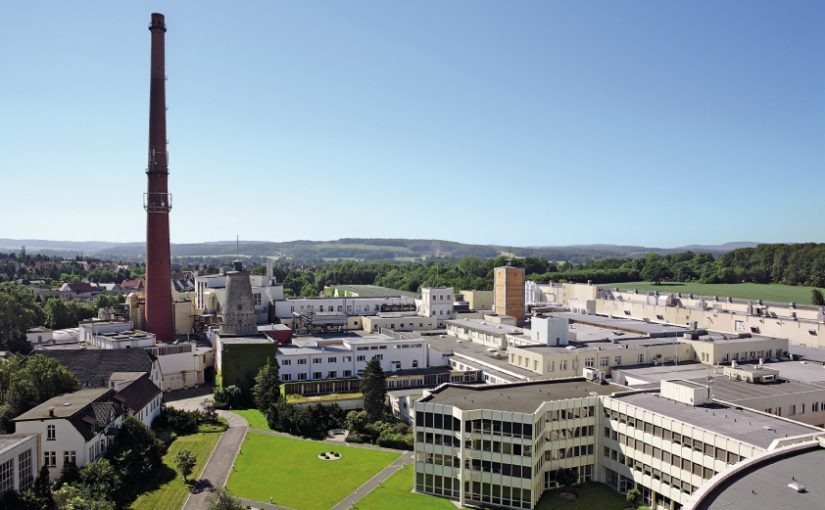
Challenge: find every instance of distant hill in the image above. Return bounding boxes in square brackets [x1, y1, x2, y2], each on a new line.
[0, 238, 759, 262]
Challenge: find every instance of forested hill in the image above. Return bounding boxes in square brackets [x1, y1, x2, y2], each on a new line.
[0, 238, 757, 262]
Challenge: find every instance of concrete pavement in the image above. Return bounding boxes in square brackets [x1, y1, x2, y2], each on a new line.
[330, 451, 415, 510]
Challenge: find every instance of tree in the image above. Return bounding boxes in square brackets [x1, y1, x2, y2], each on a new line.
[78, 459, 121, 501]
[252, 357, 281, 412]
[360, 357, 387, 421]
[44, 298, 73, 330]
[107, 416, 163, 479]
[174, 449, 197, 483]
[208, 489, 246, 510]
[626, 487, 641, 505]
[0, 355, 79, 433]
[812, 289, 825, 306]
[555, 468, 577, 487]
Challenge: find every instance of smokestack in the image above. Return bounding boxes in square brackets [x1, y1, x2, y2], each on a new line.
[143, 13, 174, 340]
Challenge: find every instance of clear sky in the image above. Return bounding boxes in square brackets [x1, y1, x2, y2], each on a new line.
[1, 1, 823, 247]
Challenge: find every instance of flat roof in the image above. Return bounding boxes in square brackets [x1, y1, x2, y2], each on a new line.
[422, 378, 625, 413]
[446, 318, 524, 336]
[218, 335, 274, 345]
[428, 335, 538, 380]
[790, 345, 825, 363]
[686, 332, 786, 344]
[0, 434, 36, 455]
[613, 392, 821, 449]
[698, 444, 825, 510]
[547, 312, 688, 336]
[617, 362, 825, 389]
[15, 388, 111, 421]
[331, 285, 418, 298]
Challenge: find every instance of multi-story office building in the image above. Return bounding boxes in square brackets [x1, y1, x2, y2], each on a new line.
[414, 378, 823, 510]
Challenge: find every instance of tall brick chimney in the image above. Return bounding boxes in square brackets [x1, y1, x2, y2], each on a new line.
[143, 13, 173, 340]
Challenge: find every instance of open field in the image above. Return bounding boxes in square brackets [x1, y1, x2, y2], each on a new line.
[232, 409, 270, 430]
[609, 281, 818, 304]
[128, 431, 221, 510]
[355, 464, 457, 510]
[226, 432, 400, 510]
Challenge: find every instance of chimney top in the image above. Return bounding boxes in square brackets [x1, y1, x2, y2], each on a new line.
[150, 13, 166, 31]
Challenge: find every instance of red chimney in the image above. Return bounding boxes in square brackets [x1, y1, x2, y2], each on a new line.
[144, 13, 173, 340]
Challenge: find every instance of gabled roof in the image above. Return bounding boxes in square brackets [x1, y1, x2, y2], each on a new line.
[120, 279, 145, 290]
[14, 388, 123, 441]
[115, 374, 161, 413]
[40, 349, 156, 388]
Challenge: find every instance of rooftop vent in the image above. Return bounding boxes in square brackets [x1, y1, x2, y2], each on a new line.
[787, 481, 807, 493]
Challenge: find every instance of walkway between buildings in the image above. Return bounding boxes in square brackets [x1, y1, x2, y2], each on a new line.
[181, 410, 248, 510]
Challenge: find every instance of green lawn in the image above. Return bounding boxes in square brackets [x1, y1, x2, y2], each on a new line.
[535, 482, 630, 510]
[232, 409, 270, 430]
[609, 281, 818, 304]
[226, 432, 400, 510]
[129, 431, 222, 510]
[285, 392, 363, 404]
[355, 464, 457, 510]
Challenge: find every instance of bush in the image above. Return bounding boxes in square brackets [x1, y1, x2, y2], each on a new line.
[153, 407, 222, 435]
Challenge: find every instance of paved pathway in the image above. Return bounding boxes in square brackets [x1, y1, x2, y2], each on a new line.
[167, 391, 250, 510]
[330, 450, 415, 510]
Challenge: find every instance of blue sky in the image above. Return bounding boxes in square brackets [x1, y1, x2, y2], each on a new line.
[1, 1, 823, 247]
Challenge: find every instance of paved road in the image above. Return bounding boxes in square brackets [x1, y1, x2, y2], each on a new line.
[330, 450, 415, 510]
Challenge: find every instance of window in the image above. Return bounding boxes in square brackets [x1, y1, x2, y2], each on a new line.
[281, 359, 291, 366]
[328, 371, 337, 378]
[600, 357, 609, 367]
[18, 450, 33, 490]
[585, 357, 595, 368]
[47, 424, 56, 441]
[298, 373, 307, 381]
[637, 353, 644, 364]
[373, 354, 383, 361]
[614, 356, 622, 365]
[44, 451, 56, 467]
[328, 357, 337, 363]
[344, 370, 352, 377]
[412, 360, 419, 368]
[312, 357, 322, 364]
[63, 450, 76, 466]
[297, 359, 307, 365]
[313, 372, 322, 379]
[0, 459, 13, 494]
[282, 374, 292, 381]
[357, 355, 365, 362]
[560, 360, 568, 371]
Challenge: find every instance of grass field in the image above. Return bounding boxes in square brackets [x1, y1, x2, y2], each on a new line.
[355, 464, 457, 510]
[232, 409, 270, 430]
[534, 482, 629, 510]
[609, 281, 818, 304]
[226, 432, 400, 510]
[128, 431, 222, 510]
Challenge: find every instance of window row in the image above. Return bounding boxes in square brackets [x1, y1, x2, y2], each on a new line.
[465, 439, 528, 456]
[464, 458, 532, 479]
[416, 431, 461, 447]
[464, 419, 534, 439]
[416, 412, 461, 432]
[605, 446, 700, 495]
[464, 480, 531, 509]
[546, 425, 594, 441]
[604, 409, 743, 464]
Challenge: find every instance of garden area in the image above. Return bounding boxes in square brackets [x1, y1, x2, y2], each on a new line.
[534, 482, 631, 510]
[225, 432, 400, 510]
[128, 430, 221, 510]
[355, 464, 457, 510]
